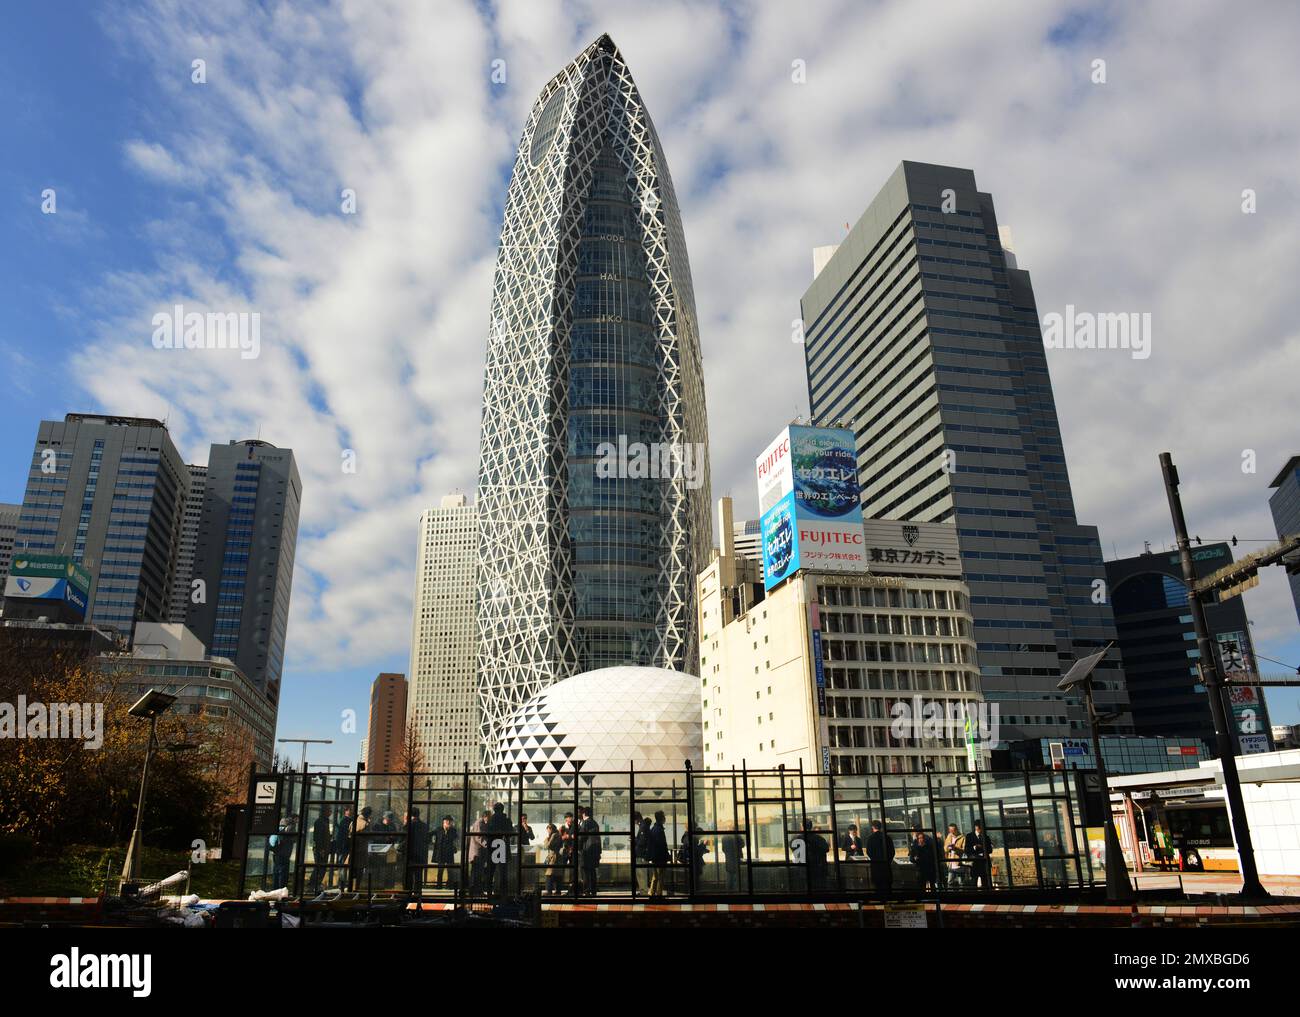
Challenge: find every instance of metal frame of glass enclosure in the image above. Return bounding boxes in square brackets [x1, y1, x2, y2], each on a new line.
[240, 763, 1095, 901]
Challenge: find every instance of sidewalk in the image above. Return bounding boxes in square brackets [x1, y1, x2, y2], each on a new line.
[1129, 870, 1300, 896]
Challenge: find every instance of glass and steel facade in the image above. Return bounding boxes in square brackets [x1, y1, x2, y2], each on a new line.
[800, 162, 1131, 748]
[1268, 456, 1300, 626]
[1105, 543, 1263, 750]
[186, 440, 300, 710]
[12, 415, 186, 636]
[241, 764, 1096, 901]
[476, 35, 710, 766]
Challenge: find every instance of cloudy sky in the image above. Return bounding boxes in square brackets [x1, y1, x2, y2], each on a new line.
[2, 0, 1298, 764]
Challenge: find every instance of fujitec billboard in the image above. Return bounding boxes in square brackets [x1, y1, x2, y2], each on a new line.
[755, 425, 865, 589]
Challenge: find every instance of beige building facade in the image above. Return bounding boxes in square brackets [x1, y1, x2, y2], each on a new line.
[699, 498, 987, 777]
[408, 494, 479, 771]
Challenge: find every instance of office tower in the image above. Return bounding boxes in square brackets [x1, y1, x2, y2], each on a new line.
[168, 464, 207, 623]
[801, 162, 1130, 748]
[1108, 543, 1272, 754]
[408, 494, 479, 772]
[365, 672, 408, 774]
[475, 34, 711, 764]
[0, 503, 19, 611]
[1268, 455, 1300, 625]
[186, 440, 300, 708]
[700, 497, 985, 775]
[12, 414, 186, 635]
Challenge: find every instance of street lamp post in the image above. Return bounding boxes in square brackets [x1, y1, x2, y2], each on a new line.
[120, 689, 178, 886]
[1058, 645, 1133, 902]
[1159, 452, 1268, 899]
[277, 737, 334, 774]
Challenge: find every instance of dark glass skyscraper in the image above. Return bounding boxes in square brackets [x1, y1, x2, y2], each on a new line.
[1106, 543, 1267, 752]
[13, 414, 186, 635]
[186, 439, 300, 708]
[1268, 455, 1300, 625]
[801, 161, 1130, 747]
[476, 35, 710, 764]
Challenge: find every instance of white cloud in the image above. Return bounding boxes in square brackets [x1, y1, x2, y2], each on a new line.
[68, 0, 1300, 682]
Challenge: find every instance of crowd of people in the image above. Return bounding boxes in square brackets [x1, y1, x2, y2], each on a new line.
[838, 818, 998, 892]
[273, 800, 1028, 897]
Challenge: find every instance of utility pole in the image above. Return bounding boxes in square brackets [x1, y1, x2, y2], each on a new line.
[278, 737, 334, 773]
[1159, 452, 1267, 899]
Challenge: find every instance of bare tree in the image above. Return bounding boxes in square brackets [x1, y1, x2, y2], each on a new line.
[396, 716, 426, 774]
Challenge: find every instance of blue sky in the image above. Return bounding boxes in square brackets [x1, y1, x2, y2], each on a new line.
[2, 1, 1298, 769]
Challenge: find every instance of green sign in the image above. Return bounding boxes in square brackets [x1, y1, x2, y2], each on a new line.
[9, 555, 92, 595]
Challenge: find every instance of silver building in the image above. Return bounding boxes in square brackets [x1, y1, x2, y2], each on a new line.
[476, 35, 711, 765]
[801, 162, 1131, 747]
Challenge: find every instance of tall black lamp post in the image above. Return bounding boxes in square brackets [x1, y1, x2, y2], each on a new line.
[120, 688, 178, 885]
[1058, 644, 1133, 902]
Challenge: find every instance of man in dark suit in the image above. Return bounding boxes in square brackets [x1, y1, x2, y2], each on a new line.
[403, 807, 430, 895]
[908, 828, 939, 892]
[577, 806, 602, 896]
[965, 820, 994, 890]
[432, 815, 458, 891]
[865, 819, 894, 896]
[485, 801, 513, 896]
[841, 823, 865, 859]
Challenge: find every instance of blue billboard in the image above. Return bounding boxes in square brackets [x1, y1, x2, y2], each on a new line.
[760, 491, 800, 588]
[789, 425, 863, 523]
[756, 425, 864, 589]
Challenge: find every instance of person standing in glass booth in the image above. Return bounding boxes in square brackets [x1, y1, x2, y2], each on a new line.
[467, 810, 491, 894]
[486, 801, 513, 896]
[578, 806, 602, 895]
[865, 819, 895, 896]
[965, 820, 994, 890]
[909, 828, 940, 893]
[332, 805, 354, 868]
[404, 807, 430, 895]
[943, 823, 966, 888]
[647, 811, 670, 898]
[433, 815, 459, 891]
[309, 806, 332, 893]
[543, 823, 563, 896]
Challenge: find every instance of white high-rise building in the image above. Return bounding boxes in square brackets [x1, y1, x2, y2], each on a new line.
[409, 494, 479, 772]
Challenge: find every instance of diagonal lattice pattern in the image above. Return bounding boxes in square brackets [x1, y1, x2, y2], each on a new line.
[476, 35, 711, 769]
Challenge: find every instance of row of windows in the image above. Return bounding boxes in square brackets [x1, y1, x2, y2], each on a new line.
[816, 585, 964, 611]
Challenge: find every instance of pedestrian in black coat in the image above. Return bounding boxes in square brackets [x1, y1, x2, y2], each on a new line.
[965, 820, 994, 890]
[908, 829, 939, 892]
[865, 819, 894, 896]
[404, 808, 430, 894]
[486, 802, 513, 896]
[578, 806, 602, 896]
[646, 811, 670, 898]
[432, 816, 459, 889]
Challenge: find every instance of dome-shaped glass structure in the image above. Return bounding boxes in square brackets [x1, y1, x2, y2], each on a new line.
[495, 665, 702, 782]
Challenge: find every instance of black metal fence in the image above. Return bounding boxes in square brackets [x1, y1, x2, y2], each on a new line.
[240, 763, 1097, 900]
